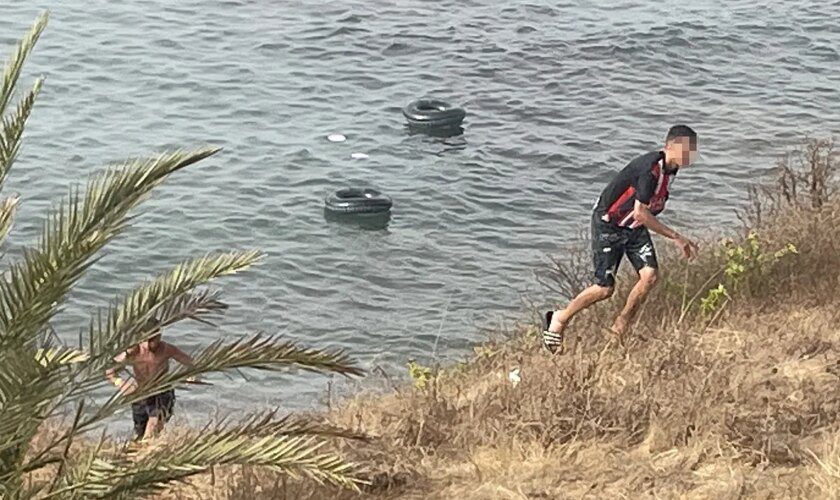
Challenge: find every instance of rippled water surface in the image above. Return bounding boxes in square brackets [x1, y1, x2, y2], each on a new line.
[2, 0, 839, 422]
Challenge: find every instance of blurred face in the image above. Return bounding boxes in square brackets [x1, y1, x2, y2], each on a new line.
[665, 135, 698, 168]
[147, 332, 162, 352]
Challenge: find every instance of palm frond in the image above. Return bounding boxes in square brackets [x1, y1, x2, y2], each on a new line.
[0, 149, 220, 487]
[48, 399, 87, 493]
[207, 409, 369, 441]
[0, 13, 370, 497]
[67, 424, 364, 498]
[88, 250, 260, 357]
[0, 78, 43, 187]
[181, 333, 363, 376]
[88, 334, 363, 429]
[34, 346, 89, 366]
[12, 255, 257, 473]
[0, 351, 64, 430]
[0, 11, 47, 118]
[0, 195, 20, 246]
[155, 289, 228, 328]
[0, 147, 220, 349]
[0, 351, 66, 481]
[24, 331, 362, 480]
[47, 253, 255, 403]
[42, 430, 109, 500]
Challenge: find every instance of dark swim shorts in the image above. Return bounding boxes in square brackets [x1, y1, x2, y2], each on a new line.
[591, 212, 658, 287]
[132, 389, 175, 439]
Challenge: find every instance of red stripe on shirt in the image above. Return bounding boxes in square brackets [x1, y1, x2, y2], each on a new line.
[606, 186, 635, 222]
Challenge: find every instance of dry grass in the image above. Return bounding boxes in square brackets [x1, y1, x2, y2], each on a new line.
[30, 140, 840, 499]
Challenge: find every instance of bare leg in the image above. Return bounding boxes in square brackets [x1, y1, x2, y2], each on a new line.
[611, 267, 658, 336]
[549, 284, 614, 334]
[144, 415, 160, 440]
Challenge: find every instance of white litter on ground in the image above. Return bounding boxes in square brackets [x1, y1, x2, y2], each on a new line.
[508, 368, 521, 387]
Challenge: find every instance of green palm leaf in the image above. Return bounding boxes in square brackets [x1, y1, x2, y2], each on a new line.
[0, 147, 220, 348]
[87, 250, 261, 357]
[0, 77, 43, 187]
[218, 409, 369, 441]
[92, 334, 363, 424]
[0, 195, 20, 247]
[22, 326, 363, 482]
[0, 12, 47, 118]
[40, 431, 109, 500]
[13, 254, 261, 472]
[182, 333, 362, 375]
[0, 350, 66, 480]
[1, 13, 369, 498]
[48, 413, 367, 499]
[64, 423, 365, 499]
[12, 253, 257, 475]
[0, 149, 221, 488]
[154, 288, 228, 327]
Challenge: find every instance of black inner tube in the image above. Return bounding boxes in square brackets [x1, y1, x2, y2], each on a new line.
[417, 102, 444, 111]
[325, 188, 392, 215]
[337, 188, 373, 199]
[403, 99, 465, 128]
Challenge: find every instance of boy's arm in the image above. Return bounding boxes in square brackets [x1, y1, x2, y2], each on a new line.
[633, 201, 698, 258]
[633, 200, 680, 239]
[167, 344, 194, 367]
[105, 350, 137, 394]
[105, 351, 127, 384]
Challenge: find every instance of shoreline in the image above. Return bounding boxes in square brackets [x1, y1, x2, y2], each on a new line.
[31, 139, 840, 499]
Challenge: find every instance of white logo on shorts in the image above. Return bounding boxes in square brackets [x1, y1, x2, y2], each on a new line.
[637, 243, 654, 263]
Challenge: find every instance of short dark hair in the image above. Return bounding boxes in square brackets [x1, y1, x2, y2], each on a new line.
[142, 317, 161, 335]
[665, 125, 697, 146]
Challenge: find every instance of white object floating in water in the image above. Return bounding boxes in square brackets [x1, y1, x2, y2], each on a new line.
[327, 133, 346, 142]
[351, 152, 369, 159]
[508, 367, 521, 387]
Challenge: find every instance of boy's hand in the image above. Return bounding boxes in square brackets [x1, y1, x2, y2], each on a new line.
[184, 376, 212, 385]
[673, 235, 699, 260]
[116, 378, 137, 396]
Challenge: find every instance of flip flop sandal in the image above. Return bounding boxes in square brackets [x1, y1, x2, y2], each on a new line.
[542, 310, 565, 354]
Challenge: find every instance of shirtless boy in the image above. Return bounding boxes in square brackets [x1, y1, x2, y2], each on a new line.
[106, 321, 194, 440]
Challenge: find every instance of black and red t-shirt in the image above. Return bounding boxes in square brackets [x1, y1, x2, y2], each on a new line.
[593, 150, 676, 229]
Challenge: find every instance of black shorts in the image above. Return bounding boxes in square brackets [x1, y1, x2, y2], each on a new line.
[591, 212, 658, 287]
[132, 389, 175, 438]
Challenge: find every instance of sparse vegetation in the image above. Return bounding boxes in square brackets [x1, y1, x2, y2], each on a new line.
[406, 361, 433, 390]
[699, 231, 798, 316]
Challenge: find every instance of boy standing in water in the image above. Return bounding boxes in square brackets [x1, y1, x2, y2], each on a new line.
[542, 125, 700, 353]
[106, 320, 194, 440]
